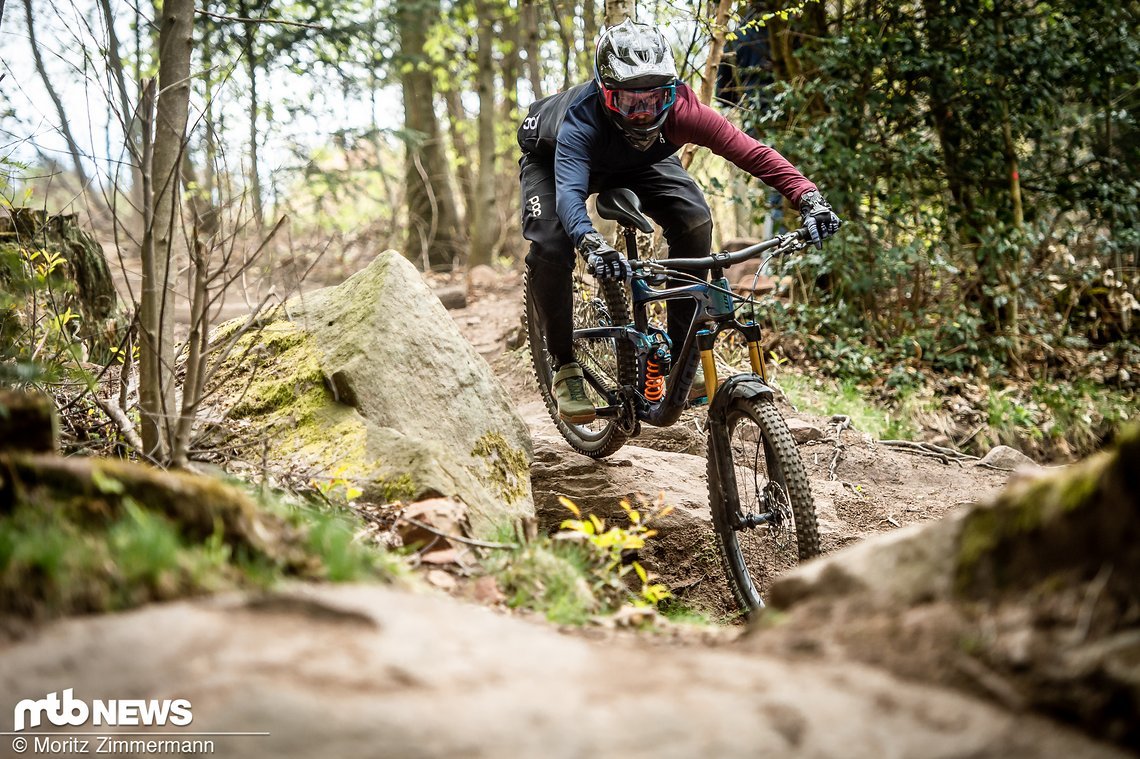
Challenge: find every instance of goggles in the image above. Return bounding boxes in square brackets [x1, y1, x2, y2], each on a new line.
[601, 83, 677, 123]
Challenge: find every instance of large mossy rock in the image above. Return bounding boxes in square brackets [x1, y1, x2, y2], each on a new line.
[207, 251, 532, 538]
[757, 425, 1140, 749]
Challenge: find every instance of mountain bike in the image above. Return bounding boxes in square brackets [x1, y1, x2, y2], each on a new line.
[524, 188, 820, 612]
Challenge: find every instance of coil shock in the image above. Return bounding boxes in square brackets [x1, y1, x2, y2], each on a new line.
[643, 345, 668, 402]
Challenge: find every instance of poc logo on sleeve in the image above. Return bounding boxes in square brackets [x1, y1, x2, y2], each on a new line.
[522, 116, 539, 131]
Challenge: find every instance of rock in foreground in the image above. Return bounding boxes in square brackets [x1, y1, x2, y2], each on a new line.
[0, 584, 1124, 759]
[758, 425, 1140, 750]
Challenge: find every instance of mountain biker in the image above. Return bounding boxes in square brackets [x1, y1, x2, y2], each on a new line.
[518, 19, 840, 424]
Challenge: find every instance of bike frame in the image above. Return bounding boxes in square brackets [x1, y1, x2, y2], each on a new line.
[574, 227, 807, 429]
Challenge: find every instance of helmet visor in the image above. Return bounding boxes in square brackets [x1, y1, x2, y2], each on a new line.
[603, 84, 677, 124]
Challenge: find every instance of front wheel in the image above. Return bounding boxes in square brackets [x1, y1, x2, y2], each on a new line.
[707, 396, 820, 612]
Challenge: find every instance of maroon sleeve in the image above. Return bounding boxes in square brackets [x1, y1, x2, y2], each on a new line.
[663, 84, 816, 205]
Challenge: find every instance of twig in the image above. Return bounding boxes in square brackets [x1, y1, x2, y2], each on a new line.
[955, 423, 987, 449]
[397, 515, 519, 551]
[880, 439, 979, 461]
[195, 9, 325, 29]
[1073, 564, 1113, 644]
[879, 439, 979, 466]
[828, 415, 850, 481]
[88, 393, 145, 453]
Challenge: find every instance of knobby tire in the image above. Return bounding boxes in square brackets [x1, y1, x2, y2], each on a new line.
[524, 269, 637, 458]
[707, 396, 820, 612]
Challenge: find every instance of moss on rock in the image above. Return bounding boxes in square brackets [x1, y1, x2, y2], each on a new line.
[954, 424, 1139, 597]
[472, 432, 530, 505]
[203, 250, 534, 541]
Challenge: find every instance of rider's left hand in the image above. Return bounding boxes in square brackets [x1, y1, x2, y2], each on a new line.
[798, 190, 842, 249]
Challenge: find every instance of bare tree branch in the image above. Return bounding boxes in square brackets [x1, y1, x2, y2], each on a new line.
[195, 8, 324, 30]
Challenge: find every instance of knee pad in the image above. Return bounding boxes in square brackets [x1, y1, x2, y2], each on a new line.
[524, 220, 576, 272]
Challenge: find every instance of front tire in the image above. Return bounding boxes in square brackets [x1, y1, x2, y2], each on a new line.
[707, 396, 819, 612]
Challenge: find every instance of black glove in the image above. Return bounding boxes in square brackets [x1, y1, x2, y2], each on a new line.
[798, 190, 842, 249]
[577, 231, 631, 282]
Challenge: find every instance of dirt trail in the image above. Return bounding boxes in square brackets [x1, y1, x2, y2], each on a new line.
[455, 269, 1014, 614]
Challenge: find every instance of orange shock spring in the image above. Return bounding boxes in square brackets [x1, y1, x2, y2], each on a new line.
[644, 353, 666, 402]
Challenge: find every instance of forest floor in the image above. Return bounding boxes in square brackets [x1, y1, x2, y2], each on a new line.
[441, 265, 1018, 617]
[6, 262, 1129, 757]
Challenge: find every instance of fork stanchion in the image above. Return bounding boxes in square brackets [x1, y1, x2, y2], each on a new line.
[748, 340, 767, 381]
[697, 329, 719, 402]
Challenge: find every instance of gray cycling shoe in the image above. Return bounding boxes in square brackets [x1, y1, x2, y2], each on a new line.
[553, 362, 596, 424]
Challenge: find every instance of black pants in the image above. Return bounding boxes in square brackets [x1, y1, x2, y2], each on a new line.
[521, 155, 713, 368]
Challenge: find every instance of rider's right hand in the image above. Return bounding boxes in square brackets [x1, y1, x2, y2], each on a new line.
[577, 231, 631, 282]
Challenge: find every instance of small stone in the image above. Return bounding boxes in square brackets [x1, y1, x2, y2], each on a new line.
[977, 445, 1037, 471]
[434, 285, 467, 310]
[471, 575, 506, 605]
[786, 418, 825, 444]
[467, 265, 499, 291]
[0, 388, 59, 453]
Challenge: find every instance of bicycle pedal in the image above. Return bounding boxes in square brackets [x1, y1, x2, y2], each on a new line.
[687, 396, 709, 408]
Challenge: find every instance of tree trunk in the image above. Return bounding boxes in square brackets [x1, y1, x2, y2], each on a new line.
[443, 87, 477, 233]
[397, 0, 466, 269]
[680, 0, 733, 170]
[550, 0, 574, 90]
[502, 0, 523, 119]
[97, 0, 144, 223]
[470, 0, 500, 267]
[140, 0, 193, 461]
[24, 0, 92, 194]
[238, 0, 264, 230]
[994, 3, 1023, 364]
[604, 0, 635, 25]
[521, 0, 544, 99]
[581, 0, 598, 77]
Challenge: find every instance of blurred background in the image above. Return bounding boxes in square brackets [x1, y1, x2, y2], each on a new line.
[1, 0, 1137, 460]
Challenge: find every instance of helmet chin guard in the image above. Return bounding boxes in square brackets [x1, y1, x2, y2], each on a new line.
[594, 20, 678, 150]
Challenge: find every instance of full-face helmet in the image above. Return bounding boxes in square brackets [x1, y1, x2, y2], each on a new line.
[594, 20, 678, 150]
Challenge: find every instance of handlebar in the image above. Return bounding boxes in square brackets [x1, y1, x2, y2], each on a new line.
[631, 227, 810, 274]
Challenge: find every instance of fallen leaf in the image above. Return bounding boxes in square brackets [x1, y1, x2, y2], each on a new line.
[426, 569, 457, 591]
[421, 548, 461, 565]
[471, 575, 506, 604]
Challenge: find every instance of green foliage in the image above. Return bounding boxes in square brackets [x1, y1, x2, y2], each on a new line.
[0, 465, 403, 619]
[981, 379, 1137, 456]
[486, 497, 675, 626]
[0, 235, 85, 385]
[775, 370, 917, 440]
[739, 1, 1138, 383]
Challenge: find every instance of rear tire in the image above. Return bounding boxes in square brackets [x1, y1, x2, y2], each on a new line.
[524, 261, 637, 458]
[707, 396, 819, 612]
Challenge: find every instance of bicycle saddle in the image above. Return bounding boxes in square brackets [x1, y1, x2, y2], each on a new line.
[596, 188, 654, 233]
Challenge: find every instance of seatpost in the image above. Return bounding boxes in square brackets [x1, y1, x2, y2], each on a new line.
[622, 227, 639, 259]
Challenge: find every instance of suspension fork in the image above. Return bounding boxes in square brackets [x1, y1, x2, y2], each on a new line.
[741, 322, 768, 381]
[697, 329, 719, 401]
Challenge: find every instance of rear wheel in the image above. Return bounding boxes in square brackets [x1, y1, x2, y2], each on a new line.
[707, 396, 819, 612]
[524, 258, 637, 458]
